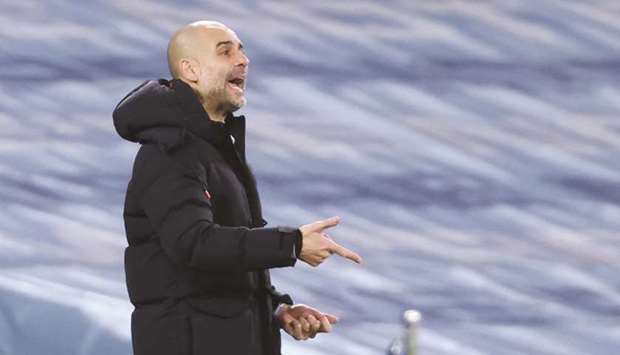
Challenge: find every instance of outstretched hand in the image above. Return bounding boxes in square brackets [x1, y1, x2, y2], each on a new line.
[276, 304, 339, 341]
[298, 216, 362, 267]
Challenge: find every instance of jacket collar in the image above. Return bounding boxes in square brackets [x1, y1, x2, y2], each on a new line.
[170, 78, 246, 151]
[112, 78, 246, 154]
[113, 78, 262, 225]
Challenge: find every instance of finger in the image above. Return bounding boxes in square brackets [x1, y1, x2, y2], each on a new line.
[308, 308, 326, 321]
[314, 216, 341, 232]
[323, 313, 339, 324]
[290, 328, 302, 340]
[305, 315, 321, 336]
[329, 241, 363, 264]
[284, 323, 295, 336]
[299, 317, 310, 333]
[292, 320, 303, 339]
[319, 315, 332, 333]
[313, 256, 325, 265]
[306, 328, 319, 339]
[306, 314, 321, 331]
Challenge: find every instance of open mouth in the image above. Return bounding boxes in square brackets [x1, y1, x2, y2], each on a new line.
[227, 77, 245, 93]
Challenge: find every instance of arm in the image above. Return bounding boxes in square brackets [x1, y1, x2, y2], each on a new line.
[141, 165, 302, 272]
[267, 232, 302, 311]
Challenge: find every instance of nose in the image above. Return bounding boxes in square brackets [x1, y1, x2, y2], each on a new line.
[237, 51, 250, 67]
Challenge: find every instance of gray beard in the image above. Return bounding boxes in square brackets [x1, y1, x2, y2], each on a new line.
[207, 85, 243, 114]
[216, 99, 242, 113]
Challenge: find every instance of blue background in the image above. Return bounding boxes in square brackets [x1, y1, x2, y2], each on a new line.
[1, 1, 619, 354]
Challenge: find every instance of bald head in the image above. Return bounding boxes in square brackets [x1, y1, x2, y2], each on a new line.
[167, 20, 231, 78]
[164, 20, 250, 122]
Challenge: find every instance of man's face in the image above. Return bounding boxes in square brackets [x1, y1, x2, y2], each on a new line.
[195, 28, 249, 113]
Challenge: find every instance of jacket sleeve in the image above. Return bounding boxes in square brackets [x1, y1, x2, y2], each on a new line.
[269, 285, 294, 309]
[140, 165, 302, 272]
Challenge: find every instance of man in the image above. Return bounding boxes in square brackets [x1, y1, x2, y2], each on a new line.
[112, 20, 362, 355]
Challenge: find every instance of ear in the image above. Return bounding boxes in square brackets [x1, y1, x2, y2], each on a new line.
[178, 58, 200, 82]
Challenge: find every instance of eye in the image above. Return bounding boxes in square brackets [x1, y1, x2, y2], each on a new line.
[222, 49, 230, 56]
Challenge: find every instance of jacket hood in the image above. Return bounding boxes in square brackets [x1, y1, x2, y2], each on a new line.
[112, 78, 246, 152]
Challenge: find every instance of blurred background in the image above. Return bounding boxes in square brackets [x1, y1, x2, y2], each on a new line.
[1, 0, 620, 354]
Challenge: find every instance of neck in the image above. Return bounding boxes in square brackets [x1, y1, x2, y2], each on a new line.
[184, 82, 227, 123]
[205, 105, 227, 123]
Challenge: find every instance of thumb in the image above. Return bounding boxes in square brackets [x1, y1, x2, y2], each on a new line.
[315, 216, 341, 231]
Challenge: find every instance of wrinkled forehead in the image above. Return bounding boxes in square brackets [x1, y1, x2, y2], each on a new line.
[197, 26, 242, 50]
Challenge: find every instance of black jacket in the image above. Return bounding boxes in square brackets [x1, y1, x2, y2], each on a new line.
[113, 78, 302, 355]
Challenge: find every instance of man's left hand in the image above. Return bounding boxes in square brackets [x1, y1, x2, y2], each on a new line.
[276, 304, 339, 341]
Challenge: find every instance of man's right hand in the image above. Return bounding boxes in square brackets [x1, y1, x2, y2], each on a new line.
[298, 216, 362, 267]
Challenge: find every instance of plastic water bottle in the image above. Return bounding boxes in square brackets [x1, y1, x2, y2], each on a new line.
[387, 309, 422, 355]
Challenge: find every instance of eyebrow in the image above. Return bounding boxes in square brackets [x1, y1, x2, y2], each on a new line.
[216, 41, 244, 50]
